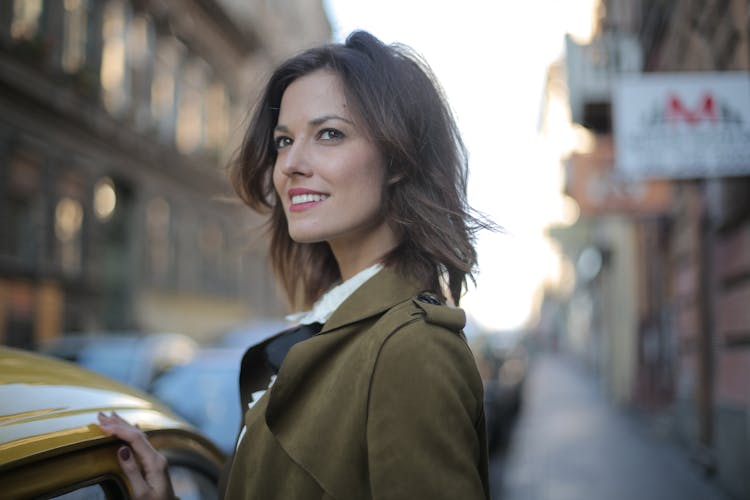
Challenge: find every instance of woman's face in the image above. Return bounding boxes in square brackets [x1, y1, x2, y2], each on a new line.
[272, 70, 397, 267]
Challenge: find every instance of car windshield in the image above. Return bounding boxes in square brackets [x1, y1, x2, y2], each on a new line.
[78, 340, 143, 386]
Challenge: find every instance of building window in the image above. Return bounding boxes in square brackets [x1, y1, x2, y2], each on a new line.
[151, 36, 183, 143]
[174, 207, 199, 291]
[199, 221, 224, 260]
[55, 196, 84, 276]
[127, 13, 155, 131]
[176, 59, 208, 154]
[10, 0, 42, 41]
[55, 172, 87, 277]
[61, 0, 88, 73]
[205, 82, 229, 151]
[146, 196, 172, 285]
[2, 152, 42, 266]
[199, 220, 225, 292]
[126, 13, 150, 68]
[100, 0, 130, 116]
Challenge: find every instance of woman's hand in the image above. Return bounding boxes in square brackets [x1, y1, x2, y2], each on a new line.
[97, 411, 177, 500]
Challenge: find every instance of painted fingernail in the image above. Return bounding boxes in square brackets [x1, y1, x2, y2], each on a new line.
[118, 446, 131, 461]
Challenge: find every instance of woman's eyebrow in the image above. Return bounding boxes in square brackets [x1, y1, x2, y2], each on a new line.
[310, 114, 354, 126]
[274, 114, 355, 133]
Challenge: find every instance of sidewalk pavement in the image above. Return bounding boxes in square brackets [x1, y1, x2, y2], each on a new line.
[488, 353, 731, 500]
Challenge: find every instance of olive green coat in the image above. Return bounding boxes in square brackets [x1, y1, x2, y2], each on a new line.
[224, 268, 490, 499]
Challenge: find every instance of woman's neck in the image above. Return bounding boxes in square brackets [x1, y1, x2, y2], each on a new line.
[329, 220, 399, 280]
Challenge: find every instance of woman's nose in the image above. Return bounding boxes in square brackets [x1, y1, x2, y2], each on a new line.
[277, 142, 312, 176]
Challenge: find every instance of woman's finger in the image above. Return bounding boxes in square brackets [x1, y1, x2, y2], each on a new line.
[97, 412, 161, 468]
[97, 412, 175, 500]
[116, 445, 152, 498]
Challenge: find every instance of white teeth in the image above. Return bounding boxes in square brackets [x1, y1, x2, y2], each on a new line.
[291, 193, 329, 205]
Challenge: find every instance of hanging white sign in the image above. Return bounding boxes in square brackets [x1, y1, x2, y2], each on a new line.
[613, 72, 750, 178]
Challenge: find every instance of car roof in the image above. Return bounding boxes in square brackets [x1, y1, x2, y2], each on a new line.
[40, 332, 198, 357]
[219, 318, 290, 348]
[189, 346, 246, 363]
[0, 346, 194, 468]
[39, 333, 199, 390]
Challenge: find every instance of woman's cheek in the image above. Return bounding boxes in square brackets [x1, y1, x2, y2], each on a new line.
[272, 170, 285, 204]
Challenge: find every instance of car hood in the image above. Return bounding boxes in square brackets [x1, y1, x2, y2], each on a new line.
[0, 346, 191, 467]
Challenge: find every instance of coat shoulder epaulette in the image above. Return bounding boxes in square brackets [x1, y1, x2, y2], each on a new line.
[410, 292, 466, 333]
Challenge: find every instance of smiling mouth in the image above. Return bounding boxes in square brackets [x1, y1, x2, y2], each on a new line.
[291, 193, 329, 205]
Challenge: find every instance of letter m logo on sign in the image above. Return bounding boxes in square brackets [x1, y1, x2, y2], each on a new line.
[665, 93, 717, 124]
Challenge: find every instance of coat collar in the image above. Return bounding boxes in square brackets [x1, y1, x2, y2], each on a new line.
[319, 266, 424, 334]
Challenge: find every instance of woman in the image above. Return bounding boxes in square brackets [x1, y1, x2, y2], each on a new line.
[98, 30, 492, 499]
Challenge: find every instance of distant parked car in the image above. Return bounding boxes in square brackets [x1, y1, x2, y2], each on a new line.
[0, 346, 224, 499]
[217, 317, 290, 349]
[40, 332, 198, 391]
[151, 347, 247, 455]
[470, 329, 529, 451]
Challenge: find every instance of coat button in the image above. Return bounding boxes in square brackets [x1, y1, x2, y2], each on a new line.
[416, 293, 441, 305]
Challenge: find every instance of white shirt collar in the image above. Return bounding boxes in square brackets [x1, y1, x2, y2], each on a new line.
[286, 263, 383, 325]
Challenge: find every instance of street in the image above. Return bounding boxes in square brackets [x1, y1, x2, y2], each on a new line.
[489, 354, 731, 500]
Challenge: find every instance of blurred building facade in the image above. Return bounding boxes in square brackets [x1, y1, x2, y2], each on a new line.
[0, 0, 331, 345]
[543, 1, 750, 498]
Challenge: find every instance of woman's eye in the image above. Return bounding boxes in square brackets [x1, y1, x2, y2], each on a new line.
[274, 136, 292, 149]
[319, 128, 344, 141]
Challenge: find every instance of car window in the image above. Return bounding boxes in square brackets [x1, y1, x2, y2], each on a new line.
[42, 467, 217, 500]
[170, 465, 218, 500]
[49, 484, 107, 499]
[79, 343, 140, 386]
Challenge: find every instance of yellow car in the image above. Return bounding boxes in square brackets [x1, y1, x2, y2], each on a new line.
[0, 346, 225, 499]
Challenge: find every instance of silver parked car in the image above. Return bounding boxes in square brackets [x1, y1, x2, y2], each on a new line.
[40, 332, 198, 391]
[151, 347, 246, 454]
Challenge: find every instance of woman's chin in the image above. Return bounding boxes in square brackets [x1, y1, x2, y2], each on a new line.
[288, 232, 328, 244]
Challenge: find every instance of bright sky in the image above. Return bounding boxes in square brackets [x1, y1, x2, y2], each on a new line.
[324, 0, 596, 332]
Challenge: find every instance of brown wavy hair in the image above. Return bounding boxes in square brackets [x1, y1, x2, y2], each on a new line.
[231, 31, 493, 309]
